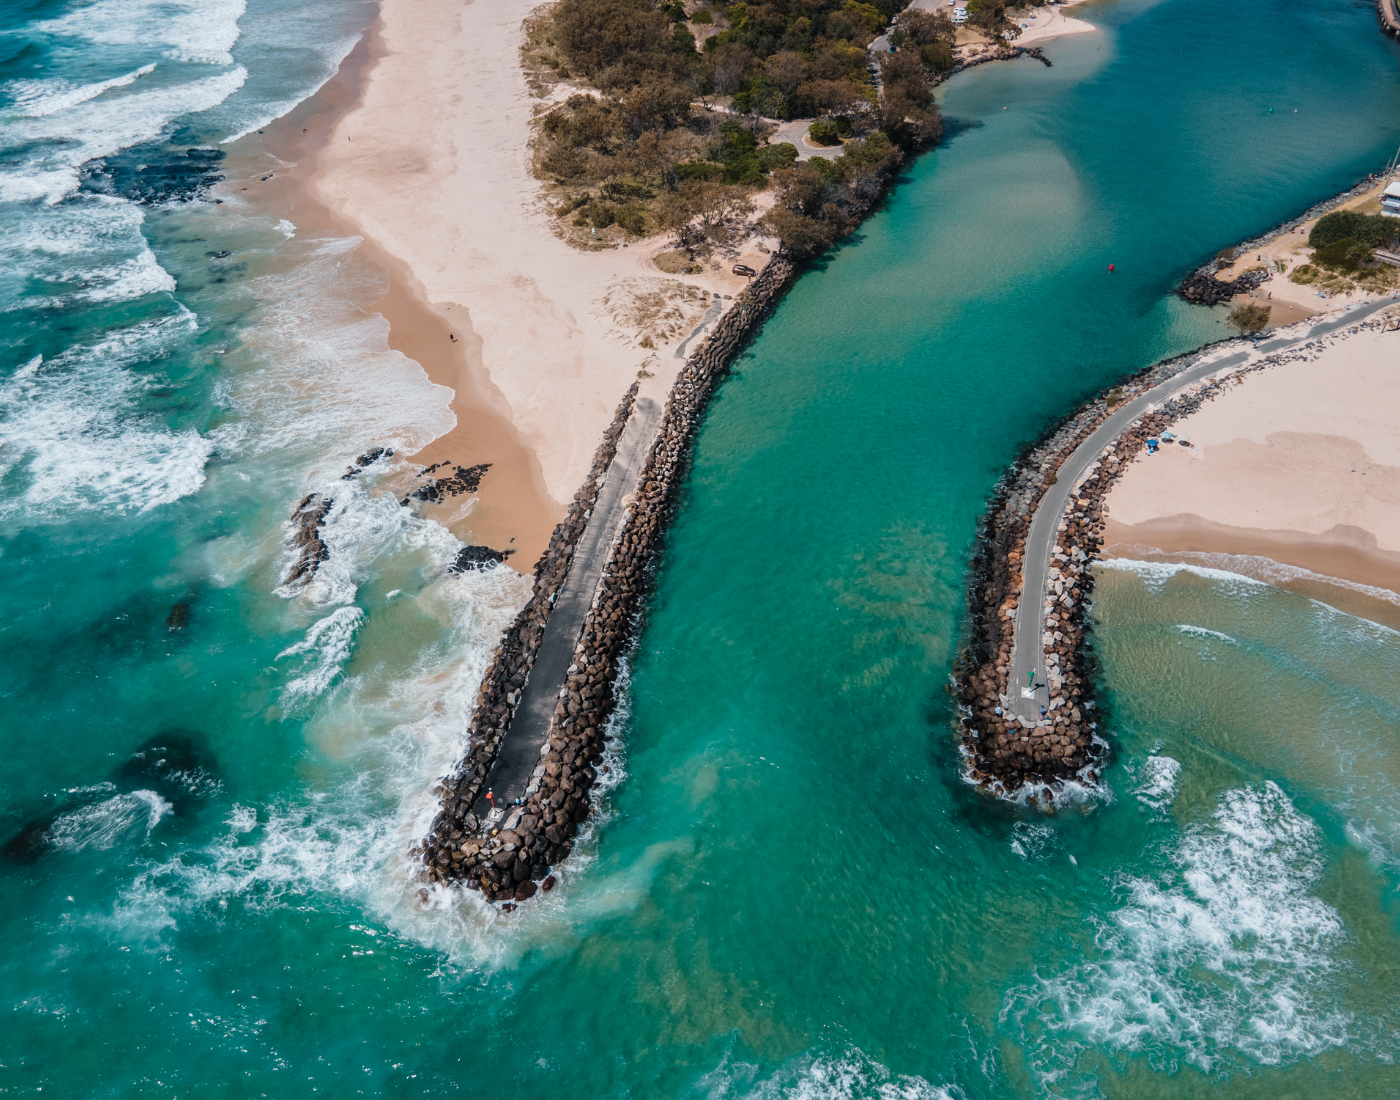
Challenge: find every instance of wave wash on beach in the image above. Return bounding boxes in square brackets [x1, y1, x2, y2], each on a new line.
[3, 0, 1400, 1096]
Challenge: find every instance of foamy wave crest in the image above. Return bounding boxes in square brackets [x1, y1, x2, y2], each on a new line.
[1097, 558, 1269, 597]
[1132, 754, 1181, 819]
[1176, 624, 1236, 643]
[691, 1049, 959, 1100]
[277, 605, 365, 707]
[8, 63, 158, 117]
[114, 565, 543, 959]
[0, 314, 214, 520]
[1004, 781, 1350, 1079]
[1127, 549, 1400, 612]
[214, 235, 455, 466]
[47, 790, 173, 852]
[0, 66, 247, 203]
[35, 0, 247, 66]
[272, 472, 465, 607]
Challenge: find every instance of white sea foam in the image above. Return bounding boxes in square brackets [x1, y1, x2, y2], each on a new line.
[1132, 754, 1181, 818]
[8, 63, 158, 117]
[113, 564, 546, 964]
[1010, 820, 1057, 861]
[276, 605, 365, 707]
[0, 66, 248, 203]
[212, 235, 455, 469]
[35, 0, 247, 67]
[691, 1049, 959, 1100]
[1097, 557, 1269, 594]
[1176, 624, 1237, 643]
[47, 790, 173, 852]
[0, 312, 213, 520]
[1004, 781, 1351, 1079]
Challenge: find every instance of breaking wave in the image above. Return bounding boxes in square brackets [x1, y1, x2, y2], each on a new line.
[1003, 781, 1352, 1081]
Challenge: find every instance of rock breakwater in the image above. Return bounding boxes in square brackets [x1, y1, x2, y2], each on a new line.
[416, 255, 801, 901]
[957, 336, 1273, 795]
[1177, 267, 1269, 306]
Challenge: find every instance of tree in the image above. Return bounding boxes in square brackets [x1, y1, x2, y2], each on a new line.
[1226, 301, 1271, 335]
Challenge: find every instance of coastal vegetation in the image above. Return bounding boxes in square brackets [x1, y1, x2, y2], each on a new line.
[1288, 208, 1400, 295]
[523, 0, 944, 255]
[1226, 301, 1271, 334]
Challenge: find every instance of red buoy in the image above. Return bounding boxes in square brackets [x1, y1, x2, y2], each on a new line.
[1108, 264, 1115, 272]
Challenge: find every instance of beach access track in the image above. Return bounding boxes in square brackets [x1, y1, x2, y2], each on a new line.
[1008, 295, 1400, 724]
[470, 396, 662, 820]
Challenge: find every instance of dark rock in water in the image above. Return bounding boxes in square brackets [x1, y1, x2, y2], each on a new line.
[207, 250, 231, 259]
[283, 493, 333, 586]
[515, 879, 538, 900]
[165, 603, 190, 632]
[409, 462, 491, 504]
[340, 446, 394, 480]
[117, 730, 220, 804]
[80, 131, 226, 206]
[1178, 267, 1269, 305]
[3, 819, 53, 864]
[449, 545, 515, 573]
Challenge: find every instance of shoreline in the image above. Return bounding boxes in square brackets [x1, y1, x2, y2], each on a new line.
[956, 295, 1398, 798]
[217, 24, 564, 566]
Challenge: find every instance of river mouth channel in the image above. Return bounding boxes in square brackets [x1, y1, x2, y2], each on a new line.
[3, 0, 1400, 1095]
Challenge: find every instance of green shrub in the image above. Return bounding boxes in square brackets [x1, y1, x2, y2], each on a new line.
[585, 201, 617, 228]
[919, 40, 954, 72]
[1226, 301, 1271, 334]
[1313, 237, 1362, 270]
[1346, 242, 1374, 264]
[808, 118, 843, 145]
[676, 161, 722, 181]
[690, 7, 713, 22]
[615, 204, 648, 234]
[1310, 210, 1399, 250]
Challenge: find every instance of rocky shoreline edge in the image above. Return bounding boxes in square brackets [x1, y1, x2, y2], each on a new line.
[409, 37, 1065, 900]
[1174, 168, 1392, 304]
[954, 334, 1256, 798]
[413, 253, 801, 903]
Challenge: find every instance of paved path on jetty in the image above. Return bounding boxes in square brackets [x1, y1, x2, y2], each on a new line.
[470, 396, 662, 821]
[1009, 295, 1399, 723]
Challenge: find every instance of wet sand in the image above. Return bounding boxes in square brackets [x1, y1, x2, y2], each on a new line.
[1103, 316, 1400, 619]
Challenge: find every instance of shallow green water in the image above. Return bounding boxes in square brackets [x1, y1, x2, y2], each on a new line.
[3, 0, 1400, 1095]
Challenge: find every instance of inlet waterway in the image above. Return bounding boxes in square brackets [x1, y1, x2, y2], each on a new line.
[3, 0, 1400, 1096]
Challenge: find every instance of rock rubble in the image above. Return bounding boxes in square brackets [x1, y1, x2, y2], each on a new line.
[416, 255, 801, 901]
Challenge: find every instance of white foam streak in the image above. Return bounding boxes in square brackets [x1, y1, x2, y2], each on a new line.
[0, 66, 248, 204]
[47, 790, 173, 853]
[36, 0, 248, 66]
[0, 312, 212, 520]
[8, 64, 158, 117]
[693, 1050, 958, 1100]
[1005, 782, 1350, 1079]
[1132, 755, 1181, 819]
[277, 605, 365, 706]
[1176, 624, 1237, 643]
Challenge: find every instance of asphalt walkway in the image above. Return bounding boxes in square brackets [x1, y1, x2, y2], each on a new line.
[470, 396, 663, 821]
[1009, 295, 1398, 723]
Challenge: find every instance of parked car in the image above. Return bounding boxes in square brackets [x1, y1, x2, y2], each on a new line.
[732, 263, 757, 277]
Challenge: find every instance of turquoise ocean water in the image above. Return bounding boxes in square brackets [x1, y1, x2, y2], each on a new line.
[2, 0, 1400, 1095]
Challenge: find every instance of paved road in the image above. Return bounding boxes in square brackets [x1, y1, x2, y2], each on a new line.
[1009, 295, 1398, 723]
[470, 396, 663, 820]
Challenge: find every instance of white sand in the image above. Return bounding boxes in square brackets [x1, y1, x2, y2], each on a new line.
[311, 0, 760, 507]
[1104, 318, 1400, 594]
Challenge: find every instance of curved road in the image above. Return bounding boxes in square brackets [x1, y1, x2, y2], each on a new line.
[1009, 295, 1399, 724]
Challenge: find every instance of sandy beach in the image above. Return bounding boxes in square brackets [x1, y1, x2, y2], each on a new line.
[1213, 175, 1400, 329]
[228, 0, 772, 564]
[1102, 314, 1400, 616]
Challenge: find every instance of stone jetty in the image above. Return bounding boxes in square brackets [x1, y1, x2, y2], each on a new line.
[957, 301, 1399, 796]
[415, 254, 801, 901]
